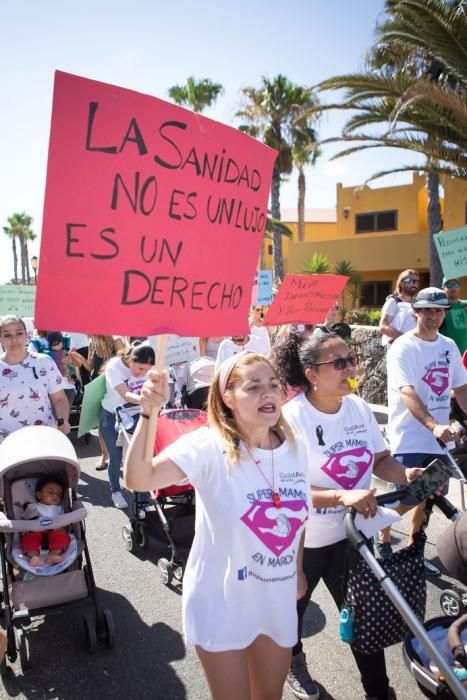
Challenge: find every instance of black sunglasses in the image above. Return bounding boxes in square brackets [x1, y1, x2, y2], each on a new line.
[401, 277, 419, 284]
[312, 355, 358, 370]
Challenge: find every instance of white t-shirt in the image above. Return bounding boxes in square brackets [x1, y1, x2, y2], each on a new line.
[387, 331, 467, 454]
[162, 427, 310, 651]
[250, 325, 271, 354]
[215, 336, 268, 370]
[101, 357, 147, 413]
[380, 296, 416, 346]
[34, 503, 64, 519]
[0, 352, 64, 443]
[283, 393, 386, 548]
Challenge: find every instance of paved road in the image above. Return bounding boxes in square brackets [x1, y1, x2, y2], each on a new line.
[0, 432, 464, 699]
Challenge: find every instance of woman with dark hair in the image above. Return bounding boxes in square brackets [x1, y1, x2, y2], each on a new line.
[0, 314, 70, 443]
[125, 352, 310, 700]
[271, 329, 423, 700]
[99, 344, 155, 508]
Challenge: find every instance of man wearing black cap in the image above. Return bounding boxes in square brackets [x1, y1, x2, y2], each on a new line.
[387, 287, 467, 575]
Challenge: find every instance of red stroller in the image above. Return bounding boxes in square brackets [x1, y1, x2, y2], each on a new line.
[121, 408, 207, 586]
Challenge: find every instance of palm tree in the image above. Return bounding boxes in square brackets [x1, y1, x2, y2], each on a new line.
[334, 259, 363, 319]
[168, 77, 224, 113]
[3, 220, 19, 284]
[3, 212, 36, 284]
[302, 252, 332, 275]
[292, 126, 320, 242]
[237, 75, 319, 282]
[314, 0, 466, 286]
[316, 0, 466, 177]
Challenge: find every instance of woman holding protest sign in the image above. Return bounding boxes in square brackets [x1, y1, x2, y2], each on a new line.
[0, 314, 71, 443]
[272, 328, 422, 700]
[125, 352, 311, 700]
[249, 306, 271, 354]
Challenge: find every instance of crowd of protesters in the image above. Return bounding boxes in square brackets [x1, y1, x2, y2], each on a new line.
[1, 282, 467, 700]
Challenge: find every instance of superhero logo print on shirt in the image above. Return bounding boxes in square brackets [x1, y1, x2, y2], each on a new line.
[321, 447, 373, 489]
[422, 367, 449, 396]
[241, 501, 308, 557]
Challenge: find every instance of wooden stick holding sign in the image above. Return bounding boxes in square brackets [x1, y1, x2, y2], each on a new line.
[144, 334, 168, 463]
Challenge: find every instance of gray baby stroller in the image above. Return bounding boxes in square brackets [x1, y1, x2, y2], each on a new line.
[0, 426, 115, 673]
[345, 487, 467, 699]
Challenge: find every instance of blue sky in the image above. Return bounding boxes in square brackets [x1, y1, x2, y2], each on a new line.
[0, 0, 421, 283]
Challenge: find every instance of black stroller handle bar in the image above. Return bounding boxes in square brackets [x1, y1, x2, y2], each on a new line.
[344, 493, 459, 549]
[344, 495, 466, 699]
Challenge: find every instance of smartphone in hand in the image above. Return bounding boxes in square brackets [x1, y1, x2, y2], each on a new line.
[406, 458, 454, 503]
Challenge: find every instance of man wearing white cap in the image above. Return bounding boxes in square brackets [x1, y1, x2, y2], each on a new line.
[387, 287, 467, 575]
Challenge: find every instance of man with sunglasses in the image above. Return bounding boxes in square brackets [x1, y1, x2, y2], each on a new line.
[379, 269, 420, 346]
[440, 277, 467, 355]
[387, 287, 467, 575]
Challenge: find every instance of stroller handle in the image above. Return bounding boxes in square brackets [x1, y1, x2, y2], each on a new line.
[344, 491, 409, 549]
[344, 492, 459, 549]
[431, 493, 460, 520]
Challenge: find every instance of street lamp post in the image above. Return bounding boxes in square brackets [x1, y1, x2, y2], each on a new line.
[30, 256, 38, 284]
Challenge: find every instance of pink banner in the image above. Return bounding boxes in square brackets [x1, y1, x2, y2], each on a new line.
[35, 71, 276, 336]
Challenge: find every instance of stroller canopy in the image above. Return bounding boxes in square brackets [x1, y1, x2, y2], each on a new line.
[0, 426, 80, 497]
[437, 512, 467, 586]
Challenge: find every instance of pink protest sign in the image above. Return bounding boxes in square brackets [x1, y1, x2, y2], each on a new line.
[35, 72, 276, 336]
[262, 274, 348, 326]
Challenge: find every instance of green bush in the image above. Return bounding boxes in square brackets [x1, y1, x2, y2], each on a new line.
[346, 308, 381, 326]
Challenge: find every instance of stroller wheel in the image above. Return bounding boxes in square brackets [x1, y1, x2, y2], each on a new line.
[16, 628, 31, 672]
[158, 558, 173, 586]
[6, 625, 17, 664]
[440, 589, 462, 617]
[121, 526, 137, 553]
[83, 613, 97, 653]
[173, 565, 184, 582]
[97, 608, 115, 649]
[137, 522, 148, 549]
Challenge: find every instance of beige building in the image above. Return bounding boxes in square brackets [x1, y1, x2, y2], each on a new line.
[264, 173, 467, 306]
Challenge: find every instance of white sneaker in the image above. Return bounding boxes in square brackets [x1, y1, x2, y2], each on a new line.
[111, 491, 128, 509]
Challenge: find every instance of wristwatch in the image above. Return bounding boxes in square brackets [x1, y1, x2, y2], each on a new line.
[57, 417, 65, 427]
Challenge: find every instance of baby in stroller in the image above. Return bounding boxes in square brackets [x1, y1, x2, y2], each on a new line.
[20, 474, 70, 567]
[405, 510, 467, 696]
[436, 513, 467, 686]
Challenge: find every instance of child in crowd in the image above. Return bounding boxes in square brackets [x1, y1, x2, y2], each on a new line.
[20, 475, 70, 567]
[47, 332, 77, 407]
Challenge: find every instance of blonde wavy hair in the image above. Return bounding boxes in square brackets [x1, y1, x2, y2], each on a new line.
[395, 269, 419, 295]
[207, 353, 295, 466]
[88, 335, 117, 367]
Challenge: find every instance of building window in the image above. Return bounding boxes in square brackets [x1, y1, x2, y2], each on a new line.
[361, 281, 392, 307]
[355, 210, 398, 234]
[268, 244, 273, 256]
